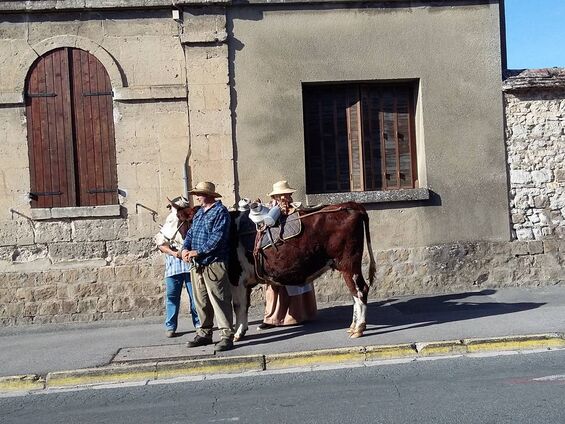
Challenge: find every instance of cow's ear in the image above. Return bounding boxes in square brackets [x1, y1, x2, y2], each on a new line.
[167, 197, 180, 210]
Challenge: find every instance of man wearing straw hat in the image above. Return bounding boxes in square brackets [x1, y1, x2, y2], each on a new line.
[181, 181, 235, 352]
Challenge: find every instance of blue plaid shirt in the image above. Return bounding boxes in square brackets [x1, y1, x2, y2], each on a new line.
[182, 201, 230, 265]
[164, 254, 192, 278]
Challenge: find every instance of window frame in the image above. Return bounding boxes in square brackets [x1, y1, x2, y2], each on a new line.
[302, 80, 421, 200]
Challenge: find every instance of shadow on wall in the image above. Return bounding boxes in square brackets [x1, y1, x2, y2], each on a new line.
[226, 13, 246, 201]
[364, 189, 442, 212]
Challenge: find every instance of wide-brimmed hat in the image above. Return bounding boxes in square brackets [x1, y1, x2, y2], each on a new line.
[189, 181, 222, 198]
[167, 195, 190, 209]
[268, 180, 296, 197]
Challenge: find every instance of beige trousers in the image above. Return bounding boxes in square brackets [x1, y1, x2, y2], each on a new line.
[190, 261, 234, 340]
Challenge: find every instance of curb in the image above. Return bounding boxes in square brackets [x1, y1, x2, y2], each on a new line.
[2, 333, 564, 393]
[0, 375, 45, 392]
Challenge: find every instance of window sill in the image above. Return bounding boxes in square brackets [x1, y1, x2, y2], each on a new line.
[306, 188, 430, 205]
[31, 205, 122, 220]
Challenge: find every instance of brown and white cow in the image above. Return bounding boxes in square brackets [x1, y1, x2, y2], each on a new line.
[173, 201, 376, 340]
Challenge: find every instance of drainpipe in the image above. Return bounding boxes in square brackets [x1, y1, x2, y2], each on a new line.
[183, 158, 190, 199]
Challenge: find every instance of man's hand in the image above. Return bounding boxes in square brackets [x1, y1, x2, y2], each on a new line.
[182, 249, 198, 262]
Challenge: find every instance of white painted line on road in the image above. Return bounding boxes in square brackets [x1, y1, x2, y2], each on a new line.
[91, 380, 150, 390]
[0, 390, 34, 399]
[467, 347, 565, 358]
[532, 374, 565, 382]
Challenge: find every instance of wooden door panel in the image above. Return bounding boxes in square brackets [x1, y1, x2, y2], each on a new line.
[71, 49, 117, 206]
[26, 48, 74, 208]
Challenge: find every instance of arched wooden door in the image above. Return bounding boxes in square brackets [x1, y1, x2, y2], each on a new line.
[26, 48, 118, 208]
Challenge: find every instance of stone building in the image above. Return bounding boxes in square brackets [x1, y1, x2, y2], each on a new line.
[0, 0, 563, 326]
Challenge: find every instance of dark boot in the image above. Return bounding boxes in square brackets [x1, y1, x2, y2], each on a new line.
[214, 338, 234, 352]
[187, 335, 213, 348]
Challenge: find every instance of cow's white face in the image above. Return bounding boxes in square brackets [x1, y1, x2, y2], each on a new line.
[231, 213, 257, 341]
[234, 213, 257, 286]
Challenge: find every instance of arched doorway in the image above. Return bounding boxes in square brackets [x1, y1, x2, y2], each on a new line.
[25, 48, 118, 208]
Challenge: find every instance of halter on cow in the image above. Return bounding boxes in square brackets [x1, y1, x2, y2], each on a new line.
[172, 200, 377, 340]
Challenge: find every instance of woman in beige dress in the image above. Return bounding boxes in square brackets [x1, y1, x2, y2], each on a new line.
[257, 180, 317, 330]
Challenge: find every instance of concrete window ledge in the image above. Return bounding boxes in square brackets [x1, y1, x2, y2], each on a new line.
[31, 205, 122, 220]
[306, 188, 430, 205]
[113, 85, 187, 102]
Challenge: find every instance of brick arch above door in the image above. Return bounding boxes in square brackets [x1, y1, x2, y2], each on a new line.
[16, 36, 125, 97]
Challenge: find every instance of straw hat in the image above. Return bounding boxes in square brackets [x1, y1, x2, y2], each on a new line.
[189, 181, 222, 198]
[268, 180, 296, 197]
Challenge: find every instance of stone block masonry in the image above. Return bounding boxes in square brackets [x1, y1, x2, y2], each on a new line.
[504, 69, 565, 241]
[2, 236, 564, 325]
[313, 240, 565, 302]
[0, 214, 166, 325]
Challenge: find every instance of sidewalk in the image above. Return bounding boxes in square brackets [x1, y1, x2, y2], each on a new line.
[2, 286, 565, 390]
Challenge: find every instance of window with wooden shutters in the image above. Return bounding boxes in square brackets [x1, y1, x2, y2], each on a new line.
[26, 48, 118, 208]
[303, 83, 417, 194]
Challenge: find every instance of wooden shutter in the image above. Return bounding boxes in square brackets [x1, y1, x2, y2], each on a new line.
[71, 49, 118, 206]
[346, 87, 364, 192]
[26, 48, 117, 208]
[26, 48, 76, 208]
[361, 84, 417, 191]
[303, 82, 417, 194]
[303, 86, 350, 193]
[361, 87, 383, 190]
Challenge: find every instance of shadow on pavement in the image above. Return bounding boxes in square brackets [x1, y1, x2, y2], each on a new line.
[238, 289, 545, 346]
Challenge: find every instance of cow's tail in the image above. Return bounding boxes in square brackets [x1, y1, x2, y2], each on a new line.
[362, 209, 376, 286]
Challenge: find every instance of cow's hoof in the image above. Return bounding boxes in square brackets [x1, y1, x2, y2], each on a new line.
[347, 323, 356, 334]
[349, 323, 366, 338]
[234, 331, 247, 342]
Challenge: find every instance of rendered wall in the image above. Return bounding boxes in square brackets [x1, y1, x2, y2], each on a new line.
[229, 2, 509, 248]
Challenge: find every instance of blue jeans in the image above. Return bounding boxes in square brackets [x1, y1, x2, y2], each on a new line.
[165, 273, 201, 331]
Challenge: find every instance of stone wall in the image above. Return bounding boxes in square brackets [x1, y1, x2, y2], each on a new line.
[504, 69, 565, 241]
[315, 239, 565, 302]
[0, 5, 235, 326]
[4, 236, 564, 325]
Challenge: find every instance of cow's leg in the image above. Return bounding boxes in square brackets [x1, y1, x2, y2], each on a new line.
[351, 296, 367, 338]
[231, 282, 249, 341]
[348, 297, 358, 334]
[350, 273, 369, 338]
[341, 271, 369, 338]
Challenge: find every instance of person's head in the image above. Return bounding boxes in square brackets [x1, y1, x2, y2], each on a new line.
[268, 180, 295, 203]
[188, 181, 222, 206]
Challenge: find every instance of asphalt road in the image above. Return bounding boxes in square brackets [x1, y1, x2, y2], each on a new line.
[2, 350, 565, 423]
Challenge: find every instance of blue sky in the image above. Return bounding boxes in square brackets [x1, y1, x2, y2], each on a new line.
[505, 0, 565, 69]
